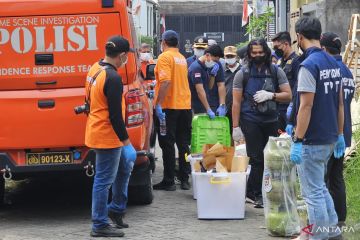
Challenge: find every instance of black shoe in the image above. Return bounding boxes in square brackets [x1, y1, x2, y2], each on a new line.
[153, 181, 176, 191]
[254, 196, 264, 208]
[180, 180, 190, 190]
[108, 210, 129, 229]
[90, 225, 125, 237]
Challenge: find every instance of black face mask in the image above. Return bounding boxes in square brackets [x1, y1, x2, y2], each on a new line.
[274, 48, 284, 58]
[252, 56, 265, 64]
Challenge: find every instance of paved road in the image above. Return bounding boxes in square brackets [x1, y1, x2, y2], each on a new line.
[0, 148, 283, 240]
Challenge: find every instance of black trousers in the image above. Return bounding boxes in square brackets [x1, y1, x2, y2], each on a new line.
[226, 108, 233, 135]
[278, 112, 287, 132]
[149, 111, 158, 149]
[325, 154, 347, 222]
[157, 109, 192, 184]
[241, 119, 278, 199]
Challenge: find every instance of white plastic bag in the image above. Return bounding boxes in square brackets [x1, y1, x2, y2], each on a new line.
[235, 143, 247, 156]
[263, 136, 300, 237]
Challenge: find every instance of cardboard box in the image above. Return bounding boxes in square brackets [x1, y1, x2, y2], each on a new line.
[202, 143, 234, 171]
[231, 156, 250, 172]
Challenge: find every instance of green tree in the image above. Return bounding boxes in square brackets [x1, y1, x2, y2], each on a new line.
[140, 35, 154, 48]
[235, 7, 274, 49]
[246, 7, 274, 39]
[235, 41, 249, 49]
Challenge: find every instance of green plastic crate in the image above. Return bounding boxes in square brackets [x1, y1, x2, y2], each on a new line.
[191, 115, 231, 153]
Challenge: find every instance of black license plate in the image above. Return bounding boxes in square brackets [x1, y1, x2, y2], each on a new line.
[26, 152, 73, 165]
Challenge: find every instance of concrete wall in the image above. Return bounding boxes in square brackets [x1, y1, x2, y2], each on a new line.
[322, 0, 360, 48]
[158, 0, 245, 15]
[300, 0, 360, 50]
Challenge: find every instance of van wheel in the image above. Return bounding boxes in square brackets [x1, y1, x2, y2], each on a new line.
[0, 177, 4, 206]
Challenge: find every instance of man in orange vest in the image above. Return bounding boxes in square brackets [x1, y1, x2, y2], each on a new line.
[153, 30, 192, 191]
[85, 36, 137, 238]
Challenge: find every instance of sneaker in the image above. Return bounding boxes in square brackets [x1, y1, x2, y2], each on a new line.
[153, 181, 176, 191]
[108, 210, 129, 229]
[174, 177, 181, 185]
[90, 225, 125, 237]
[180, 180, 190, 190]
[246, 194, 255, 204]
[254, 196, 264, 208]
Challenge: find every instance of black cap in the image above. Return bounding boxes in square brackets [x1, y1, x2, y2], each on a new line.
[105, 35, 135, 54]
[320, 32, 342, 52]
[205, 44, 224, 58]
[193, 36, 208, 49]
[237, 46, 247, 59]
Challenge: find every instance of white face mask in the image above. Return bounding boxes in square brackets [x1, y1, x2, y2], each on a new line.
[205, 60, 216, 68]
[119, 55, 128, 67]
[194, 48, 205, 58]
[225, 58, 237, 65]
[140, 52, 151, 62]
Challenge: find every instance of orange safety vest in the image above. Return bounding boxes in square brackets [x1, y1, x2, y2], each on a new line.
[85, 61, 124, 149]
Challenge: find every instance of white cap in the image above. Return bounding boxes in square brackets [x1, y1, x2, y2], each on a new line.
[208, 39, 217, 46]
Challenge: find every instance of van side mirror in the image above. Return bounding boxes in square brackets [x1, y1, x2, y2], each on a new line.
[145, 64, 156, 80]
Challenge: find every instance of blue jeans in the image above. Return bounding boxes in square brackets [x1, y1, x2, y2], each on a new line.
[92, 147, 135, 230]
[297, 144, 341, 239]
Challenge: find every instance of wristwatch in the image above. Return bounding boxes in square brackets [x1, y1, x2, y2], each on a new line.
[292, 135, 303, 143]
[272, 93, 276, 100]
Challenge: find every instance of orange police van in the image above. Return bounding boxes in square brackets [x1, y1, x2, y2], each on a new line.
[0, 0, 156, 205]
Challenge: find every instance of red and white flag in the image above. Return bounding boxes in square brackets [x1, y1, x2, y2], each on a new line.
[242, 0, 253, 27]
[160, 14, 166, 33]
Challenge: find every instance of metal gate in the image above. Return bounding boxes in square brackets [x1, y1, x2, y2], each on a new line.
[165, 14, 248, 57]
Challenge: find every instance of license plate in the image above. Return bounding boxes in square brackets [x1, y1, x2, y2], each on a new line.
[26, 152, 73, 165]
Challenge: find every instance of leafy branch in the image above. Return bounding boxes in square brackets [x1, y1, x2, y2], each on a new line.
[246, 7, 274, 39]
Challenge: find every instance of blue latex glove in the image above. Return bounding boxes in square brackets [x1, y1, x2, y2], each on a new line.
[290, 142, 303, 164]
[122, 143, 137, 162]
[155, 104, 166, 121]
[334, 134, 345, 159]
[285, 124, 294, 136]
[286, 102, 293, 120]
[210, 63, 220, 76]
[207, 109, 215, 119]
[216, 104, 227, 116]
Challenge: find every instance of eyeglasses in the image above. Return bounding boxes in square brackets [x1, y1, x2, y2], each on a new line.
[273, 42, 284, 50]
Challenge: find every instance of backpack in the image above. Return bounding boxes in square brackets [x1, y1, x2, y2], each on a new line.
[242, 64, 279, 114]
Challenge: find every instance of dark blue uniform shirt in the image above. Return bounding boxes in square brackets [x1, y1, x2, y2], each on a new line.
[334, 55, 355, 147]
[188, 60, 225, 113]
